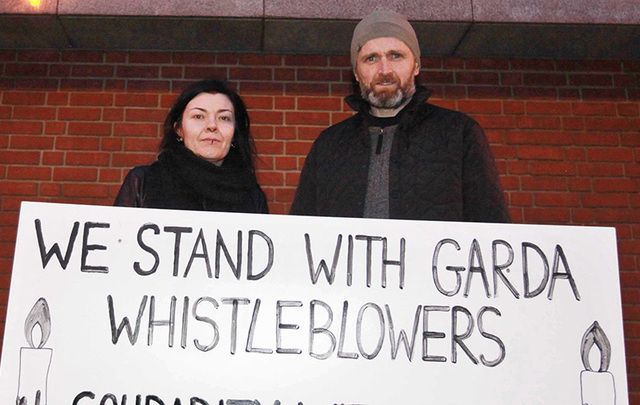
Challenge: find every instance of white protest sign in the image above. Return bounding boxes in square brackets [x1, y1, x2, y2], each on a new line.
[0, 201, 628, 405]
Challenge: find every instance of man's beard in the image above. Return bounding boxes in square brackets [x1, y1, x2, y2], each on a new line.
[360, 73, 415, 109]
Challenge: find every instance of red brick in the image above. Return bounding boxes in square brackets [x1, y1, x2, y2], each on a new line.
[618, 103, 639, 117]
[113, 123, 159, 137]
[0, 121, 42, 135]
[242, 96, 274, 110]
[285, 141, 312, 156]
[521, 176, 567, 191]
[49, 65, 71, 77]
[274, 68, 295, 81]
[274, 96, 295, 110]
[56, 136, 100, 150]
[69, 93, 113, 106]
[115, 93, 159, 107]
[561, 117, 584, 130]
[456, 72, 499, 85]
[47, 92, 69, 106]
[510, 59, 555, 71]
[569, 74, 613, 86]
[274, 126, 296, 140]
[572, 102, 617, 116]
[100, 168, 122, 183]
[68, 122, 112, 136]
[525, 101, 571, 115]
[42, 151, 63, 165]
[252, 126, 274, 139]
[58, 107, 102, 121]
[285, 111, 330, 126]
[523, 73, 567, 86]
[12, 106, 56, 120]
[129, 52, 171, 64]
[257, 172, 284, 186]
[457, 100, 502, 114]
[251, 111, 283, 125]
[70, 65, 113, 78]
[111, 153, 155, 167]
[255, 140, 284, 155]
[284, 83, 329, 96]
[14, 78, 58, 90]
[5, 63, 48, 77]
[183, 66, 228, 79]
[2, 91, 46, 105]
[582, 193, 629, 208]
[275, 156, 297, 170]
[522, 208, 570, 224]
[588, 148, 634, 162]
[161, 66, 183, 79]
[7, 166, 51, 180]
[581, 88, 627, 100]
[467, 86, 511, 99]
[238, 81, 284, 95]
[516, 116, 561, 129]
[574, 132, 620, 146]
[534, 193, 580, 207]
[517, 146, 564, 161]
[102, 108, 125, 122]
[123, 138, 158, 152]
[172, 52, 217, 65]
[284, 55, 327, 67]
[506, 131, 572, 146]
[529, 161, 576, 176]
[503, 101, 525, 114]
[101, 138, 123, 151]
[127, 80, 170, 92]
[593, 178, 639, 193]
[556, 60, 621, 72]
[513, 87, 558, 99]
[577, 162, 624, 177]
[0, 181, 37, 196]
[239, 54, 282, 66]
[62, 183, 109, 198]
[125, 108, 166, 123]
[9, 135, 54, 150]
[500, 72, 522, 86]
[297, 69, 341, 82]
[297, 97, 342, 111]
[229, 67, 272, 81]
[329, 56, 350, 67]
[116, 66, 160, 78]
[61, 51, 104, 63]
[65, 151, 110, 166]
[53, 167, 98, 181]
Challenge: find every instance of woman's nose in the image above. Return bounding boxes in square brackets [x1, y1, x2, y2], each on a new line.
[205, 116, 217, 131]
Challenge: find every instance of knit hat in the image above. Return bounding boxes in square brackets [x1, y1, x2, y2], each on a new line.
[350, 10, 420, 68]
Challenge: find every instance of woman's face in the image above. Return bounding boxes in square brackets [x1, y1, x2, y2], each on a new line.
[176, 92, 235, 165]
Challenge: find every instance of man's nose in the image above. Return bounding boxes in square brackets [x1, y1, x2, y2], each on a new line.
[379, 57, 392, 74]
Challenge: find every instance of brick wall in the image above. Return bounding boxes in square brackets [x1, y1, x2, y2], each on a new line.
[0, 50, 639, 400]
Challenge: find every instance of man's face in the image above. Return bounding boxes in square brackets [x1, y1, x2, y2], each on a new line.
[354, 36, 419, 109]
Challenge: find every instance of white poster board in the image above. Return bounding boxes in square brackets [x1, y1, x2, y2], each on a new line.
[0, 202, 628, 405]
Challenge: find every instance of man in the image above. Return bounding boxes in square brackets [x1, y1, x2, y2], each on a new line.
[290, 10, 510, 222]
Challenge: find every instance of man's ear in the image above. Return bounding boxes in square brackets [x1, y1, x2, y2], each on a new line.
[413, 60, 420, 76]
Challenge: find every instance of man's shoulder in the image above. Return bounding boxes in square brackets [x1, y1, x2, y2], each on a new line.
[315, 113, 362, 143]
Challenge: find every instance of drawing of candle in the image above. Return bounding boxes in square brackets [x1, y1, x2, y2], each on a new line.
[16, 298, 53, 405]
[580, 321, 616, 405]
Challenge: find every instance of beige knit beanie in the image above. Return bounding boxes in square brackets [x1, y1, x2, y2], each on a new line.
[350, 10, 420, 68]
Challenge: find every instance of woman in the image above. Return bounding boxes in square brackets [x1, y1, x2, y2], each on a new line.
[114, 79, 268, 213]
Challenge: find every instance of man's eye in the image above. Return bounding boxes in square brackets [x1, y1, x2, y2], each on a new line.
[390, 53, 402, 59]
[366, 55, 377, 62]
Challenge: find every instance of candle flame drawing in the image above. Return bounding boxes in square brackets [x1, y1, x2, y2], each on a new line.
[17, 298, 53, 405]
[24, 298, 51, 349]
[580, 321, 616, 405]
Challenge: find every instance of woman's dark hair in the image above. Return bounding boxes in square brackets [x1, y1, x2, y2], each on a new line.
[160, 79, 258, 174]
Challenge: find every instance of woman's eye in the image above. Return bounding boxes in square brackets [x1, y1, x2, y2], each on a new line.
[219, 115, 232, 122]
[193, 114, 204, 119]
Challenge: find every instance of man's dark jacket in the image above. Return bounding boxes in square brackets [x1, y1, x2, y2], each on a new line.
[290, 87, 510, 222]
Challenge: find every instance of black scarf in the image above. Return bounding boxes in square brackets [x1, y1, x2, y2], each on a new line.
[158, 145, 257, 205]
